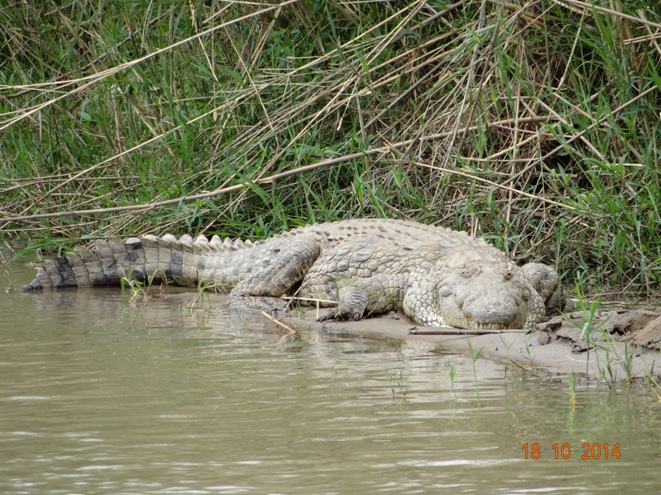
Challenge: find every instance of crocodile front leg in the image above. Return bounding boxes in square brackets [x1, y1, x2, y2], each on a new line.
[520, 262, 564, 316]
[227, 236, 321, 317]
[315, 273, 407, 321]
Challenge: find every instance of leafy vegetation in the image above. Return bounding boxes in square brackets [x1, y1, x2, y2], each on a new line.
[1, 0, 659, 300]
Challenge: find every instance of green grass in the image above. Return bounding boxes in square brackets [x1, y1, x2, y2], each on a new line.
[1, 0, 659, 301]
[385, 368, 408, 400]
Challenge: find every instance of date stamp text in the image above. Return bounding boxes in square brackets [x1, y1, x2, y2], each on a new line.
[522, 443, 621, 460]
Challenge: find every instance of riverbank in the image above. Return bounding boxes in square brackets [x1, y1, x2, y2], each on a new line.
[286, 305, 661, 386]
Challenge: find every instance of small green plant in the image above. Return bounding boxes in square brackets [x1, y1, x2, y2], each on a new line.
[641, 358, 660, 391]
[120, 269, 162, 306]
[498, 334, 514, 358]
[592, 328, 638, 386]
[520, 333, 536, 373]
[449, 361, 457, 399]
[385, 369, 407, 400]
[188, 280, 216, 308]
[567, 371, 577, 409]
[650, 374, 661, 402]
[571, 274, 643, 386]
[119, 269, 138, 293]
[465, 336, 484, 399]
[571, 274, 602, 377]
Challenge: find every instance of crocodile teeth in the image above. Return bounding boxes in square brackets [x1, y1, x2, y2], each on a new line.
[472, 323, 509, 330]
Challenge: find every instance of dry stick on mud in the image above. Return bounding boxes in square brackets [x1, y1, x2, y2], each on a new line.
[408, 328, 526, 336]
[261, 311, 298, 335]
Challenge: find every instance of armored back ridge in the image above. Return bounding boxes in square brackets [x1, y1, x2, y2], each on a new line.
[23, 219, 563, 331]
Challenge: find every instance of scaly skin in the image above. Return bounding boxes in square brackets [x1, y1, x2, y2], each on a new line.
[22, 219, 562, 331]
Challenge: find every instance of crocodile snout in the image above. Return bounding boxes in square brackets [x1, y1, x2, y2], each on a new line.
[463, 295, 524, 329]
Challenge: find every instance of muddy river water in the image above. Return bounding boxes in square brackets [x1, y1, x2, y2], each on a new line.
[1, 261, 660, 494]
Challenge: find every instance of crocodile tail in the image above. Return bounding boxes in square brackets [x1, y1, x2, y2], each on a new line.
[22, 234, 262, 291]
[21, 234, 244, 290]
[21, 237, 148, 289]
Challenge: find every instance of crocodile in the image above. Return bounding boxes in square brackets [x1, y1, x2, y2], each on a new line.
[21, 219, 562, 331]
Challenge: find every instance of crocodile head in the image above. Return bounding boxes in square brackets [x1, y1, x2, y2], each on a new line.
[405, 256, 538, 330]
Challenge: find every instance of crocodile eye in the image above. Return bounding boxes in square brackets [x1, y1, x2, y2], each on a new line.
[460, 267, 476, 278]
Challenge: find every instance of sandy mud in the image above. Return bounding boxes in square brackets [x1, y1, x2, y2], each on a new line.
[286, 306, 661, 384]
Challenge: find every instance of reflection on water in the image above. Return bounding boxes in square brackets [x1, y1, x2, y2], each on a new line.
[1, 260, 660, 494]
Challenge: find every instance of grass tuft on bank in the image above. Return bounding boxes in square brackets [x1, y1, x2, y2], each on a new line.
[1, 0, 659, 299]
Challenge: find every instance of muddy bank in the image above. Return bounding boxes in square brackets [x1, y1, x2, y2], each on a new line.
[286, 306, 661, 384]
[537, 309, 661, 350]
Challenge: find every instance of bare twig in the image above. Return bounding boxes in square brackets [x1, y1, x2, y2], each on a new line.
[261, 311, 298, 335]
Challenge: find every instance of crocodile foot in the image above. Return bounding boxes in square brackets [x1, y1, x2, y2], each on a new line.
[316, 306, 363, 322]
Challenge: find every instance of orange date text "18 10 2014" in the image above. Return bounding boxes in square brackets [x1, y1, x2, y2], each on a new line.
[521, 443, 621, 460]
